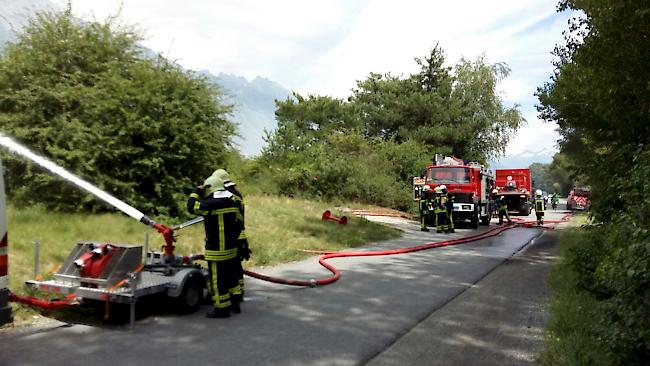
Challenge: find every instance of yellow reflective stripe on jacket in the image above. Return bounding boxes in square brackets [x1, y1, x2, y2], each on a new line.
[238, 230, 247, 240]
[208, 207, 240, 216]
[193, 200, 209, 215]
[190, 192, 200, 199]
[204, 248, 238, 261]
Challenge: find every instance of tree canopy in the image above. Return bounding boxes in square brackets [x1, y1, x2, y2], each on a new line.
[0, 9, 235, 217]
[259, 45, 523, 209]
[537, 1, 649, 363]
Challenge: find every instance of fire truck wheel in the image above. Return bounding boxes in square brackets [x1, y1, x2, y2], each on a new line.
[174, 274, 206, 314]
[480, 215, 490, 226]
[471, 209, 479, 229]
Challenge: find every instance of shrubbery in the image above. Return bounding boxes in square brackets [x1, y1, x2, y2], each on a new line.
[0, 10, 235, 218]
[538, 1, 649, 363]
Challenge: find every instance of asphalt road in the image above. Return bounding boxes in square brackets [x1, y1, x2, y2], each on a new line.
[0, 209, 568, 366]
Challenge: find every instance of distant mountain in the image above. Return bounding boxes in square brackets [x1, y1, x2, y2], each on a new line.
[489, 148, 555, 169]
[0, 0, 58, 45]
[200, 72, 291, 157]
[1, 0, 290, 157]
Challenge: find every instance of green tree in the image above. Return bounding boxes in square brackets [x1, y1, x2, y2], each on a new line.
[528, 162, 549, 192]
[537, 1, 650, 363]
[0, 9, 235, 217]
[261, 45, 523, 209]
[350, 48, 524, 163]
[449, 57, 523, 161]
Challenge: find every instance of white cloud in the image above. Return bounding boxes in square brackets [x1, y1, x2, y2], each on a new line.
[506, 111, 561, 156]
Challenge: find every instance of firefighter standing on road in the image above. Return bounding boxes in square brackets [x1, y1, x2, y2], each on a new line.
[551, 193, 559, 210]
[419, 185, 433, 232]
[440, 185, 455, 233]
[534, 189, 546, 225]
[495, 189, 512, 224]
[212, 169, 251, 302]
[434, 186, 450, 233]
[188, 174, 243, 318]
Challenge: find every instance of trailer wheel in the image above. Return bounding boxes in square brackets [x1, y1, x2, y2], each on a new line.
[174, 274, 206, 314]
[520, 202, 531, 216]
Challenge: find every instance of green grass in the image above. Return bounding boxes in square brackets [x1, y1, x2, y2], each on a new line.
[540, 227, 606, 365]
[2, 196, 401, 328]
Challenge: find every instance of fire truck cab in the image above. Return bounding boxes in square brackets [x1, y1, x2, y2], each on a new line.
[414, 156, 494, 229]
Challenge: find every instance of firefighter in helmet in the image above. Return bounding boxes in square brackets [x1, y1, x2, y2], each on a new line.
[534, 189, 546, 225]
[440, 185, 455, 233]
[434, 186, 450, 233]
[188, 174, 243, 318]
[212, 169, 251, 303]
[551, 192, 559, 210]
[419, 185, 434, 231]
[495, 189, 512, 224]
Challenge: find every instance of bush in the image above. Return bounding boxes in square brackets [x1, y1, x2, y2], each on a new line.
[0, 10, 235, 218]
[255, 131, 427, 211]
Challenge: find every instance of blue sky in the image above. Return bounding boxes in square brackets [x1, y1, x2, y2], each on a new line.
[56, 0, 573, 157]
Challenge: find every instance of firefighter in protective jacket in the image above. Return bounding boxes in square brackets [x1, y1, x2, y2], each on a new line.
[419, 185, 434, 232]
[212, 169, 251, 302]
[495, 189, 512, 224]
[434, 186, 450, 233]
[440, 185, 455, 233]
[534, 189, 545, 225]
[188, 174, 243, 318]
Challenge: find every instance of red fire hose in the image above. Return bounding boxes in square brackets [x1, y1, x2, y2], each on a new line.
[9, 292, 78, 310]
[244, 223, 517, 287]
[242, 212, 574, 287]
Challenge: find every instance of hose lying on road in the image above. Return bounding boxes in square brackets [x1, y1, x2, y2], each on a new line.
[242, 212, 574, 287]
[244, 223, 518, 287]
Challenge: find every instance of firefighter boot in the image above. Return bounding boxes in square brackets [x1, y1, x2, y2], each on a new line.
[232, 300, 241, 314]
[206, 308, 231, 318]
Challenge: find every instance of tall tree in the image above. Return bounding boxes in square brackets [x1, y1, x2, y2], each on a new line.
[537, 1, 649, 363]
[349, 48, 524, 162]
[449, 57, 523, 161]
[0, 9, 235, 216]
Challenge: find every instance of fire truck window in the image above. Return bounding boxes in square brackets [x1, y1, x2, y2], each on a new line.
[427, 168, 470, 184]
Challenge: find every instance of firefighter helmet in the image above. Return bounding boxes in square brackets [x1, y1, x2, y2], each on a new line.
[535, 189, 543, 197]
[203, 175, 225, 196]
[434, 186, 443, 194]
[439, 184, 447, 192]
[212, 169, 231, 183]
[492, 189, 499, 194]
[422, 185, 431, 192]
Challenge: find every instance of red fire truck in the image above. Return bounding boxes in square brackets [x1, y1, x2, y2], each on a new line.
[494, 168, 533, 216]
[414, 156, 494, 229]
[566, 187, 592, 211]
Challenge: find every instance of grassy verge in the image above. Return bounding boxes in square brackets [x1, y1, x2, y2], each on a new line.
[541, 214, 604, 365]
[2, 195, 401, 328]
